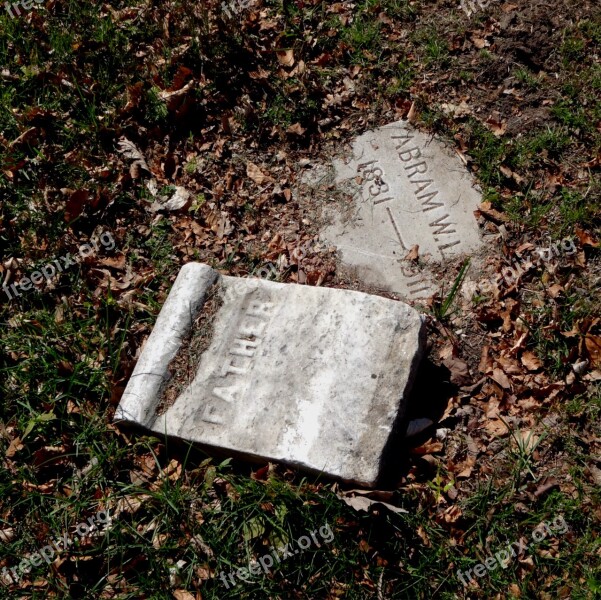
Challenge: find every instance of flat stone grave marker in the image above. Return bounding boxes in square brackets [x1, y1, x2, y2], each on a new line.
[320, 120, 484, 299]
[115, 263, 425, 486]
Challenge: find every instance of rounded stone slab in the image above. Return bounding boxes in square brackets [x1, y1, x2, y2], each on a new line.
[115, 263, 426, 487]
[321, 120, 483, 299]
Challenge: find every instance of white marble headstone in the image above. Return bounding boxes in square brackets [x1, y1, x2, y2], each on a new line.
[115, 263, 425, 486]
[321, 120, 483, 299]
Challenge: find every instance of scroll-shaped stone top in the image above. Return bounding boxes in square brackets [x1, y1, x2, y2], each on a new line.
[115, 263, 426, 486]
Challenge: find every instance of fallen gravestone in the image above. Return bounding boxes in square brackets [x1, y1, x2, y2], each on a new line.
[115, 263, 425, 486]
[320, 120, 484, 299]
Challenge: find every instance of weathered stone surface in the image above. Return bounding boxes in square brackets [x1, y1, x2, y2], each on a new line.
[116, 263, 426, 486]
[321, 120, 483, 299]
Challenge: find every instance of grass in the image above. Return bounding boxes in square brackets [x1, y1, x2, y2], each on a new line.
[0, 0, 600, 597]
[433, 258, 471, 321]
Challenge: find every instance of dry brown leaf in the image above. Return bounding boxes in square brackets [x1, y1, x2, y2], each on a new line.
[65, 189, 90, 223]
[521, 351, 542, 372]
[585, 335, 601, 368]
[411, 440, 444, 454]
[499, 164, 525, 185]
[442, 505, 462, 524]
[484, 419, 509, 437]
[162, 459, 182, 481]
[22, 480, 56, 493]
[440, 101, 471, 118]
[277, 49, 295, 67]
[287, 122, 306, 135]
[485, 398, 500, 419]
[337, 492, 408, 514]
[4, 432, 22, 458]
[157, 80, 195, 101]
[486, 117, 507, 136]
[246, 162, 273, 185]
[518, 397, 542, 411]
[476, 201, 510, 223]
[584, 369, 601, 381]
[514, 430, 539, 453]
[574, 225, 599, 248]
[546, 283, 564, 298]
[112, 494, 151, 517]
[441, 355, 471, 386]
[588, 465, 601, 486]
[150, 187, 191, 212]
[99, 254, 127, 270]
[172, 591, 195, 600]
[491, 367, 512, 390]
[195, 564, 212, 581]
[456, 456, 476, 478]
[534, 478, 559, 497]
[416, 525, 431, 546]
[117, 137, 150, 170]
[404, 245, 419, 261]
[471, 35, 489, 49]
[479, 345, 492, 373]
[497, 355, 522, 374]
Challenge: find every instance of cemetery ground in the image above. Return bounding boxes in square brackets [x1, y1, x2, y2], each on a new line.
[0, 0, 600, 597]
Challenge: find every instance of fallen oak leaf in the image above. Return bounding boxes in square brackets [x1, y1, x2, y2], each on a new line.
[455, 456, 476, 478]
[286, 122, 306, 135]
[405, 244, 419, 261]
[486, 116, 507, 136]
[484, 419, 510, 437]
[585, 335, 601, 368]
[99, 254, 127, 270]
[117, 137, 150, 171]
[575, 225, 599, 248]
[150, 186, 191, 212]
[587, 464, 601, 486]
[491, 366, 512, 390]
[5, 436, 23, 457]
[64, 189, 90, 223]
[475, 201, 510, 224]
[441, 355, 471, 386]
[336, 490, 408, 514]
[584, 369, 601, 382]
[21, 480, 56, 493]
[546, 283, 564, 298]
[0, 528, 15, 543]
[276, 49, 295, 67]
[246, 162, 274, 185]
[521, 351, 542, 372]
[172, 591, 195, 600]
[157, 80, 195, 101]
[410, 439, 444, 455]
[534, 477, 559, 497]
[342, 489, 396, 502]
